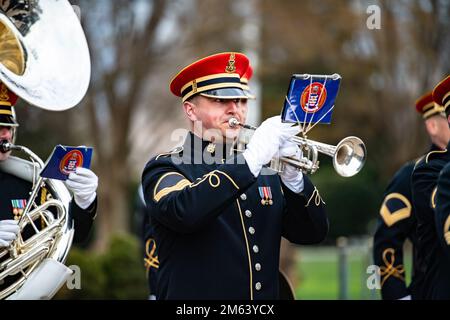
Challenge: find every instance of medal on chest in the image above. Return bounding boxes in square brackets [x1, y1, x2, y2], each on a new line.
[11, 199, 27, 220]
[258, 186, 273, 206]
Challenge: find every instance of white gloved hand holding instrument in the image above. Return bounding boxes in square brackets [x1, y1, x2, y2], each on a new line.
[243, 116, 300, 177]
[65, 167, 98, 210]
[0, 220, 20, 248]
[279, 139, 304, 193]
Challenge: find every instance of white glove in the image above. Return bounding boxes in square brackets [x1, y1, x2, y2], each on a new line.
[398, 295, 411, 300]
[243, 116, 300, 177]
[0, 220, 20, 248]
[65, 167, 98, 210]
[279, 140, 304, 193]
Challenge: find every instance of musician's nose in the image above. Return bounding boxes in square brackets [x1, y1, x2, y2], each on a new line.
[0, 126, 11, 137]
[225, 99, 240, 114]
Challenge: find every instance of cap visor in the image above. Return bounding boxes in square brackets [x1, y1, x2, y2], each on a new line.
[200, 87, 248, 100]
[244, 89, 256, 100]
[0, 116, 18, 127]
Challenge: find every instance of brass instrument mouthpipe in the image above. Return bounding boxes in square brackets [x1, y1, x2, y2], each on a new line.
[0, 140, 22, 153]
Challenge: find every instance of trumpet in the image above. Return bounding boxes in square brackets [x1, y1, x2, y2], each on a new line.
[229, 118, 366, 177]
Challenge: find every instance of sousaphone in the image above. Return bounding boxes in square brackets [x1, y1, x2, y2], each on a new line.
[0, 0, 91, 299]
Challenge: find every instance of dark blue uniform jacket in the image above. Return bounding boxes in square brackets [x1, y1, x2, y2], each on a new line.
[142, 132, 328, 300]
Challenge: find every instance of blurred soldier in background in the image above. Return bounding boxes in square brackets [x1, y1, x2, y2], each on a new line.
[373, 90, 450, 300]
[426, 75, 450, 299]
[411, 75, 450, 299]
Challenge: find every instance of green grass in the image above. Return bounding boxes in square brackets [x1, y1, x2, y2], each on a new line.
[294, 246, 412, 300]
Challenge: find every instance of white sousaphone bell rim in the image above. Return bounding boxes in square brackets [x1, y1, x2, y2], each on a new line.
[0, 0, 91, 111]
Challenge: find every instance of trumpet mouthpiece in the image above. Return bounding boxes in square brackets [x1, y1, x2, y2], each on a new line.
[228, 118, 257, 130]
[0, 140, 12, 153]
[228, 118, 240, 128]
[0, 141, 21, 153]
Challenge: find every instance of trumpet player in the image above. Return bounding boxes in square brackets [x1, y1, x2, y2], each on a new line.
[141, 52, 329, 300]
[0, 82, 98, 248]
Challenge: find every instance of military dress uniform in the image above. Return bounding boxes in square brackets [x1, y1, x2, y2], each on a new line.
[373, 161, 419, 299]
[142, 133, 328, 300]
[435, 76, 450, 259]
[373, 92, 446, 300]
[435, 161, 450, 258]
[0, 170, 97, 244]
[432, 163, 450, 300]
[435, 161, 450, 253]
[141, 52, 328, 300]
[0, 82, 97, 244]
[133, 184, 158, 298]
[424, 76, 450, 299]
[412, 146, 449, 299]
[142, 61, 259, 300]
[142, 62, 297, 300]
[142, 205, 159, 299]
[411, 76, 450, 299]
[0, 83, 97, 291]
[130, 183, 156, 298]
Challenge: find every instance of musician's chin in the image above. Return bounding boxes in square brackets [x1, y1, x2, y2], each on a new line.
[0, 150, 11, 161]
[222, 127, 240, 140]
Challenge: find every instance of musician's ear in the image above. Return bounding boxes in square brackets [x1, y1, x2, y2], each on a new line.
[183, 100, 197, 122]
[425, 118, 435, 136]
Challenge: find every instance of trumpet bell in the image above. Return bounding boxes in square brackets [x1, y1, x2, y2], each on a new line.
[0, 0, 91, 111]
[334, 136, 366, 177]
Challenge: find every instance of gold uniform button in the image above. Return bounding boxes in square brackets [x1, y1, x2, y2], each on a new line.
[255, 263, 261, 271]
[245, 210, 252, 218]
[253, 245, 259, 253]
[240, 194, 247, 201]
[255, 282, 262, 291]
[249, 227, 255, 235]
